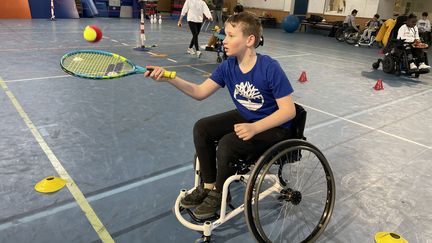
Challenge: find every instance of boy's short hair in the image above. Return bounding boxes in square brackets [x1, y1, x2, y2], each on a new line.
[374, 14, 380, 19]
[351, 9, 358, 15]
[408, 13, 417, 19]
[226, 12, 263, 47]
[233, 4, 244, 14]
[422, 12, 428, 17]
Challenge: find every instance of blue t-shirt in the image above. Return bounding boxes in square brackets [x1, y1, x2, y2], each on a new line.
[210, 54, 294, 128]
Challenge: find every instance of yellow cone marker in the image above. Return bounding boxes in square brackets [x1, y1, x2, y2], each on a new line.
[35, 176, 66, 193]
[375, 232, 408, 243]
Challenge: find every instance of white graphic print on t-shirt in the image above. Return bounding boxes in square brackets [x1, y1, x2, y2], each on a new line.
[234, 81, 264, 111]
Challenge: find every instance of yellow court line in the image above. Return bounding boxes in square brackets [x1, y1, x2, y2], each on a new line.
[0, 77, 114, 243]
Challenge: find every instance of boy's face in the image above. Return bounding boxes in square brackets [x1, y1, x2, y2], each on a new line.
[407, 18, 417, 27]
[422, 15, 428, 20]
[223, 23, 255, 56]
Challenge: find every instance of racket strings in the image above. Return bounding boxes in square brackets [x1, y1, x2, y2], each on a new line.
[63, 53, 134, 78]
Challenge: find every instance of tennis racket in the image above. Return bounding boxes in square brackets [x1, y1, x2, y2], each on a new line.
[60, 50, 176, 79]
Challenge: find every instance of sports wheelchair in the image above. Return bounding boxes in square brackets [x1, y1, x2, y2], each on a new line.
[335, 24, 361, 45]
[372, 39, 430, 78]
[174, 104, 336, 242]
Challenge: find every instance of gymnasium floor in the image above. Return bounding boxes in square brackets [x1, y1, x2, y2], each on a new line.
[0, 18, 431, 243]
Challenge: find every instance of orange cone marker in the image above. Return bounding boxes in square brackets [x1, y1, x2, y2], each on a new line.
[298, 71, 308, 83]
[374, 79, 384, 90]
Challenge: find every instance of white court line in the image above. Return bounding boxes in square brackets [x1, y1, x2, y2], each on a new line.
[167, 58, 178, 63]
[111, 39, 119, 43]
[0, 77, 114, 242]
[300, 102, 432, 150]
[0, 164, 193, 231]
[188, 66, 210, 74]
[306, 88, 432, 132]
[121, 43, 129, 46]
[5, 75, 70, 83]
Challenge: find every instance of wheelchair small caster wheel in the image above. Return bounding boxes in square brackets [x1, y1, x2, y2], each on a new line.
[414, 73, 420, 78]
[195, 236, 212, 243]
[372, 62, 379, 69]
[216, 56, 222, 63]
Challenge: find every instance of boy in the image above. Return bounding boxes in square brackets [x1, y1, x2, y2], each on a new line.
[360, 14, 381, 43]
[398, 13, 430, 70]
[417, 12, 431, 45]
[343, 9, 359, 32]
[145, 12, 296, 219]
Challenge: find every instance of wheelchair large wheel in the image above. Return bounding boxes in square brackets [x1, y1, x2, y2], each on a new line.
[345, 32, 360, 45]
[335, 29, 345, 42]
[382, 55, 396, 74]
[244, 139, 335, 243]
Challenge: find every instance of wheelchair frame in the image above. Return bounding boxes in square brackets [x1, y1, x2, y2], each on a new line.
[173, 105, 336, 243]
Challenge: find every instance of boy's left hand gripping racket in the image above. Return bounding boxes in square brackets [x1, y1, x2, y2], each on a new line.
[60, 50, 176, 79]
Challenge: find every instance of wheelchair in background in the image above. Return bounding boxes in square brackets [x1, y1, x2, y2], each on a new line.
[372, 15, 429, 78]
[372, 39, 429, 78]
[173, 104, 336, 242]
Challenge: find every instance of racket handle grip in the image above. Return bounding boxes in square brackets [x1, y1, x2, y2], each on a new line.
[163, 70, 176, 79]
[147, 68, 176, 79]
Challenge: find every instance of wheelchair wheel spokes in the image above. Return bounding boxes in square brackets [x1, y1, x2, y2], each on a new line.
[245, 140, 335, 243]
[345, 32, 360, 45]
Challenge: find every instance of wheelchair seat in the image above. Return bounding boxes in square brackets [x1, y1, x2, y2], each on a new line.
[229, 103, 307, 173]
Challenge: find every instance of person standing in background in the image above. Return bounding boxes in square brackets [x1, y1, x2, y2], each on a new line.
[212, 0, 223, 28]
[178, 0, 213, 58]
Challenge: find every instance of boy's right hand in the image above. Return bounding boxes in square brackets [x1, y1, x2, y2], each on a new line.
[144, 66, 169, 81]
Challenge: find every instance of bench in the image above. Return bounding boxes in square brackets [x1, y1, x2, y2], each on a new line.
[300, 20, 338, 32]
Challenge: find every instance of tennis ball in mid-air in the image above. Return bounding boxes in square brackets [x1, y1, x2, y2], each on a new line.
[83, 25, 102, 43]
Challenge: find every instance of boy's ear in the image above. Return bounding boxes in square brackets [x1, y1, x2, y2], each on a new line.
[246, 34, 256, 47]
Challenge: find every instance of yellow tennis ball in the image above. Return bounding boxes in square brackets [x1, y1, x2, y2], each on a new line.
[83, 25, 97, 42]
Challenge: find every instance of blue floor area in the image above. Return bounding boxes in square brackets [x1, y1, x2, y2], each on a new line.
[0, 18, 431, 242]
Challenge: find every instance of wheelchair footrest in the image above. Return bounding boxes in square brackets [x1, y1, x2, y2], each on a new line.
[419, 68, 430, 74]
[182, 202, 236, 223]
[185, 208, 220, 223]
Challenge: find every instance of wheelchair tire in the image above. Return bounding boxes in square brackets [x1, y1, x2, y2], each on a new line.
[382, 56, 396, 74]
[335, 29, 345, 42]
[244, 139, 335, 243]
[345, 32, 360, 45]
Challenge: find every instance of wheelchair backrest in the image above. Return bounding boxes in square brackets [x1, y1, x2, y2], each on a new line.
[291, 103, 307, 140]
[390, 15, 408, 40]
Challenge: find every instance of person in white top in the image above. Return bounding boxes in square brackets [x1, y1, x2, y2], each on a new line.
[178, 0, 213, 58]
[397, 14, 430, 70]
[417, 12, 431, 45]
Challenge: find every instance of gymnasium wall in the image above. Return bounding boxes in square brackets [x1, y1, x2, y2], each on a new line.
[238, 0, 293, 12]
[308, 0, 381, 18]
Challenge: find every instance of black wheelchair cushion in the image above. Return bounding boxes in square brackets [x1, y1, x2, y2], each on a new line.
[229, 103, 307, 170]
